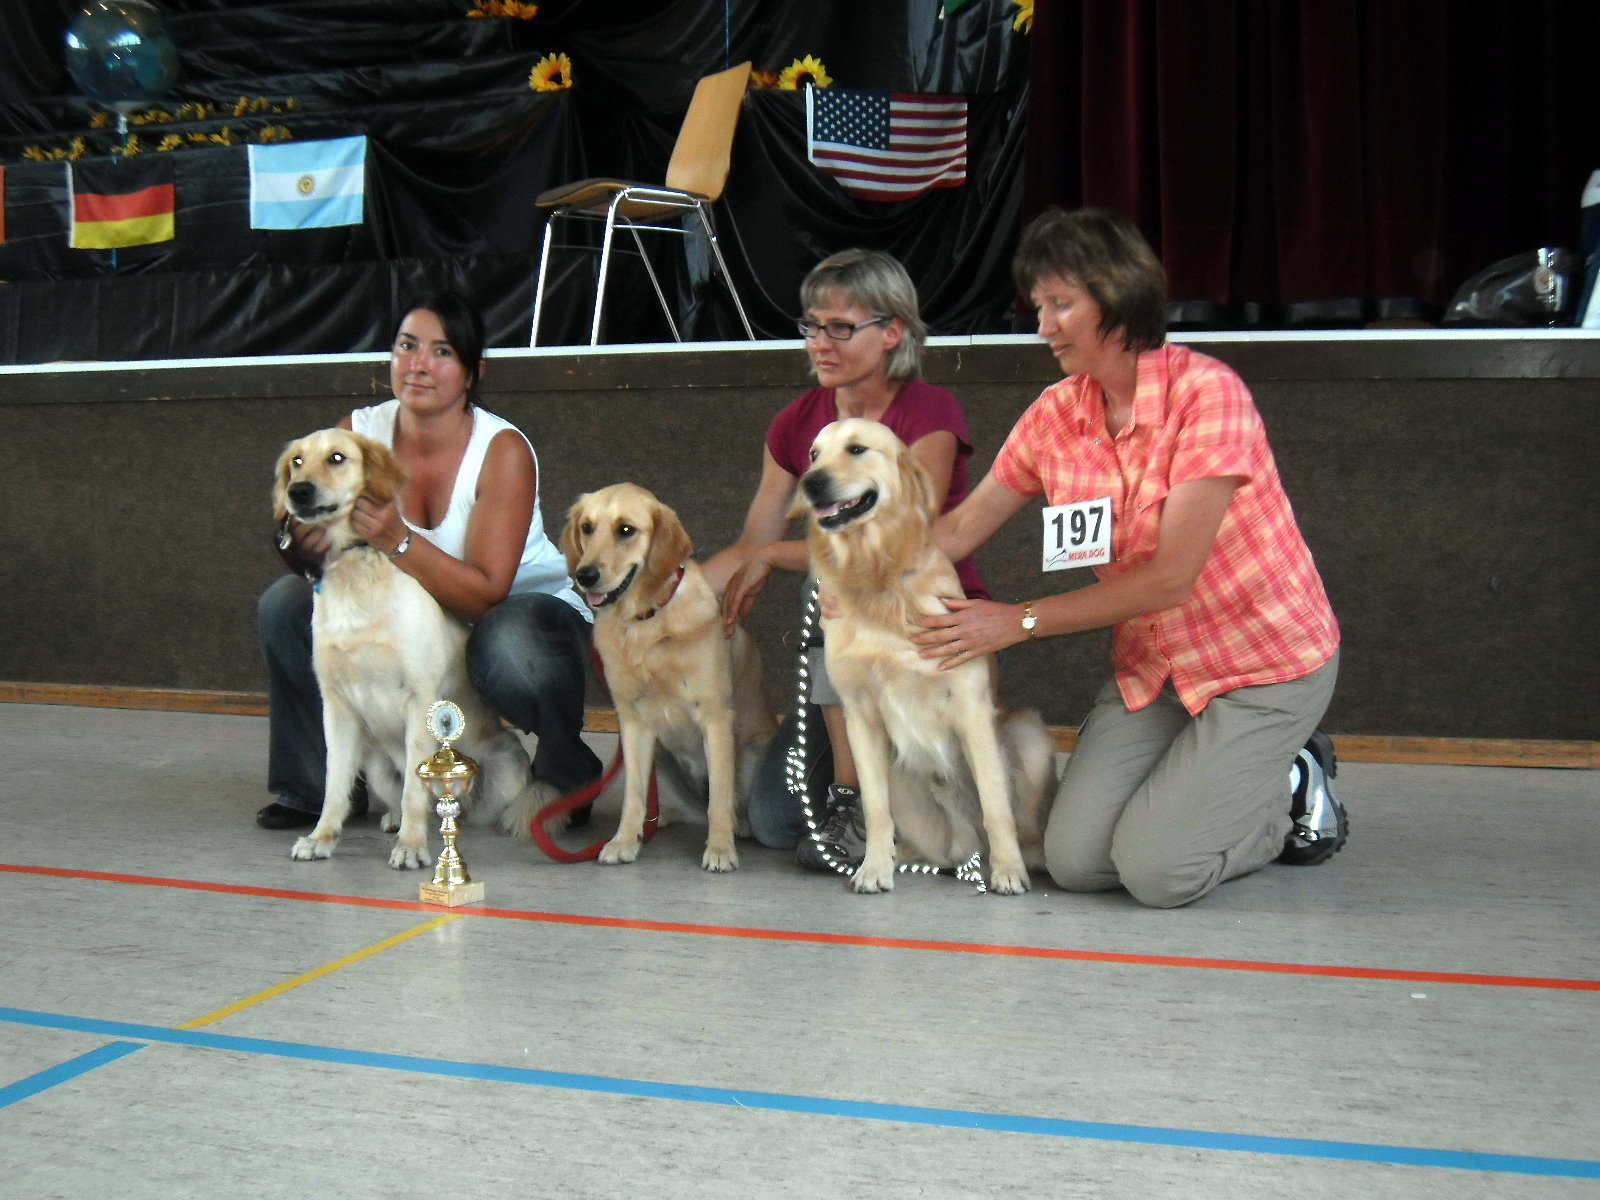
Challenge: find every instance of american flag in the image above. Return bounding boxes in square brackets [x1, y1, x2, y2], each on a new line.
[806, 89, 967, 202]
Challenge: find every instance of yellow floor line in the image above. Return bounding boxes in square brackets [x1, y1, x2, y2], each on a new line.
[176, 913, 464, 1030]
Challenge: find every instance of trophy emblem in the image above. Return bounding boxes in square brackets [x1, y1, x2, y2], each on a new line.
[416, 700, 485, 907]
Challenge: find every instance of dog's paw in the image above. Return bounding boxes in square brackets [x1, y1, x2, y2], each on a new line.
[850, 859, 896, 894]
[988, 863, 1032, 895]
[701, 841, 739, 873]
[598, 836, 641, 865]
[388, 842, 433, 870]
[379, 810, 399, 834]
[290, 835, 336, 861]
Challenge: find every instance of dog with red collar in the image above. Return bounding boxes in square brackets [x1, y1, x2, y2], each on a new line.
[560, 483, 776, 871]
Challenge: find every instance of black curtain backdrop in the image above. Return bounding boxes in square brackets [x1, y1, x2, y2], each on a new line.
[0, 0, 1594, 361]
[1024, 0, 1600, 327]
[0, 0, 1029, 359]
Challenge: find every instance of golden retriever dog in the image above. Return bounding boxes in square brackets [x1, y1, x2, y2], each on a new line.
[272, 428, 542, 869]
[560, 483, 776, 871]
[796, 418, 1056, 895]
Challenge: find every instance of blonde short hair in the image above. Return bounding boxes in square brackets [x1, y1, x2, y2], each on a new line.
[799, 248, 927, 380]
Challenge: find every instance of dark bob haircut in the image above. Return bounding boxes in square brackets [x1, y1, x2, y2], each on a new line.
[1012, 207, 1167, 353]
[392, 290, 488, 402]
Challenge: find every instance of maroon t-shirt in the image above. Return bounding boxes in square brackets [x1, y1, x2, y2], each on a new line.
[766, 379, 988, 598]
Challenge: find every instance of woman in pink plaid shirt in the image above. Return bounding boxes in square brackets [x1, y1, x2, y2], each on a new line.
[915, 208, 1345, 908]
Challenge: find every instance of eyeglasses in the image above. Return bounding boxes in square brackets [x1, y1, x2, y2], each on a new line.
[796, 315, 891, 341]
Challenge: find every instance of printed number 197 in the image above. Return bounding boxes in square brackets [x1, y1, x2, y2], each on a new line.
[1041, 497, 1112, 571]
[1053, 505, 1103, 549]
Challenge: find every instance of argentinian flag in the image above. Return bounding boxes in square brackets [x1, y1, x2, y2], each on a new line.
[248, 136, 367, 230]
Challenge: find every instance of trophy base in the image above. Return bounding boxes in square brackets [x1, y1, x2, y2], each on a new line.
[418, 880, 485, 907]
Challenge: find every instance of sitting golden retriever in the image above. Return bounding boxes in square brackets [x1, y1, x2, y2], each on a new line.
[273, 428, 542, 869]
[797, 418, 1056, 894]
[560, 483, 775, 871]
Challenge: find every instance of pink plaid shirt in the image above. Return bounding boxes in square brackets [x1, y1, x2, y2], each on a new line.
[993, 343, 1339, 715]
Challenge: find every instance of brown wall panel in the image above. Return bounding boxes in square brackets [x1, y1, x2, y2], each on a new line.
[2, 335, 1596, 741]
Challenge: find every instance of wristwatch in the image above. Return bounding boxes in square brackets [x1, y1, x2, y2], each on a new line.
[1021, 601, 1037, 638]
[386, 533, 412, 560]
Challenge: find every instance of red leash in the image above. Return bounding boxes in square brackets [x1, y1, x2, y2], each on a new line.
[527, 649, 659, 863]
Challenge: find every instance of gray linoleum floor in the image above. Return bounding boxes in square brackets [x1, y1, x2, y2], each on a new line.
[1, 702, 1596, 1199]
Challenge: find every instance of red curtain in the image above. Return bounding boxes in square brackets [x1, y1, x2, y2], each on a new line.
[1024, 0, 1599, 325]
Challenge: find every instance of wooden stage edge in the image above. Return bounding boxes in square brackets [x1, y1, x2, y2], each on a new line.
[4, 681, 1596, 771]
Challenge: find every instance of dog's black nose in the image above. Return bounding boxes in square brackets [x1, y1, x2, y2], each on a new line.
[574, 565, 600, 589]
[287, 481, 316, 506]
[801, 471, 833, 504]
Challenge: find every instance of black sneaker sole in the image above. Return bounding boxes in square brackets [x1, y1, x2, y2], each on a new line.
[1279, 800, 1348, 866]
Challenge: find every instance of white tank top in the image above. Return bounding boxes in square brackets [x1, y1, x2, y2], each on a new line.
[350, 399, 587, 619]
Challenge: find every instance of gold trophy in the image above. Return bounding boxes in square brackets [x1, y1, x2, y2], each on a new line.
[416, 700, 485, 907]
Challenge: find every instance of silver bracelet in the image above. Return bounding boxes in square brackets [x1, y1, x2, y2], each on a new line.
[386, 533, 412, 560]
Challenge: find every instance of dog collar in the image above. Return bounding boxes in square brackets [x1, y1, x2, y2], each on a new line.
[636, 566, 686, 621]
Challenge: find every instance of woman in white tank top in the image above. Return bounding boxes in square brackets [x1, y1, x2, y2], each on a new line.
[256, 291, 601, 830]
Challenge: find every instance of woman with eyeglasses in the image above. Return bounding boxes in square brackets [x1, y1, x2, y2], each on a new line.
[701, 248, 987, 872]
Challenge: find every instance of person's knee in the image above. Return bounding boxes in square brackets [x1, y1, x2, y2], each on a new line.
[746, 794, 797, 849]
[1113, 848, 1215, 909]
[468, 597, 587, 697]
[1042, 793, 1120, 892]
[1045, 845, 1119, 893]
[470, 598, 592, 729]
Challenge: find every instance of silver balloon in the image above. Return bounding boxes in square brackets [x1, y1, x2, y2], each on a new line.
[65, 1, 180, 110]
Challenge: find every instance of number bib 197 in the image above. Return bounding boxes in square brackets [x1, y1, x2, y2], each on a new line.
[1042, 497, 1112, 571]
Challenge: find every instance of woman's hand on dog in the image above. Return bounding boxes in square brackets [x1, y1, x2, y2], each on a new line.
[721, 555, 772, 636]
[913, 597, 1027, 669]
[351, 494, 409, 558]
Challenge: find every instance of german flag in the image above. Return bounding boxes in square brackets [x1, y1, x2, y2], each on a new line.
[70, 157, 175, 249]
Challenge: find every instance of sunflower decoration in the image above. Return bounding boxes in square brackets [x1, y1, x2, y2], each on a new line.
[777, 55, 831, 90]
[467, 0, 539, 17]
[748, 67, 781, 90]
[529, 51, 573, 91]
[1011, 0, 1033, 34]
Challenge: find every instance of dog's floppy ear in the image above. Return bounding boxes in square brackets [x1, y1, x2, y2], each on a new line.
[271, 441, 297, 523]
[899, 443, 939, 523]
[559, 494, 591, 573]
[645, 498, 694, 583]
[357, 433, 409, 503]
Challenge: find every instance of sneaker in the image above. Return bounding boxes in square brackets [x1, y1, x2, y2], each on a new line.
[1279, 729, 1348, 865]
[795, 784, 866, 873]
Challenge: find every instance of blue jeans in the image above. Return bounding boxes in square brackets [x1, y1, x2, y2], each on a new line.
[745, 702, 835, 849]
[257, 575, 601, 813]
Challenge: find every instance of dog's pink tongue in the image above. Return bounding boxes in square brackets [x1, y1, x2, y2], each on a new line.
[813, 500, 847, 519]
[585, 590, 608, 607]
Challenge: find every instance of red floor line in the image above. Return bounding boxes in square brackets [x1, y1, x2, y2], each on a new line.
[7, 861, 1597, 993]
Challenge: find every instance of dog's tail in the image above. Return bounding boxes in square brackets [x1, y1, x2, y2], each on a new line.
[499, 777, 562, 842]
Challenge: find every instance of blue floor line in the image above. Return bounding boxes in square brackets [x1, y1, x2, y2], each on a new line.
[0, 1040, 145, 1109]
[3, 1005, 1596, 1180]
